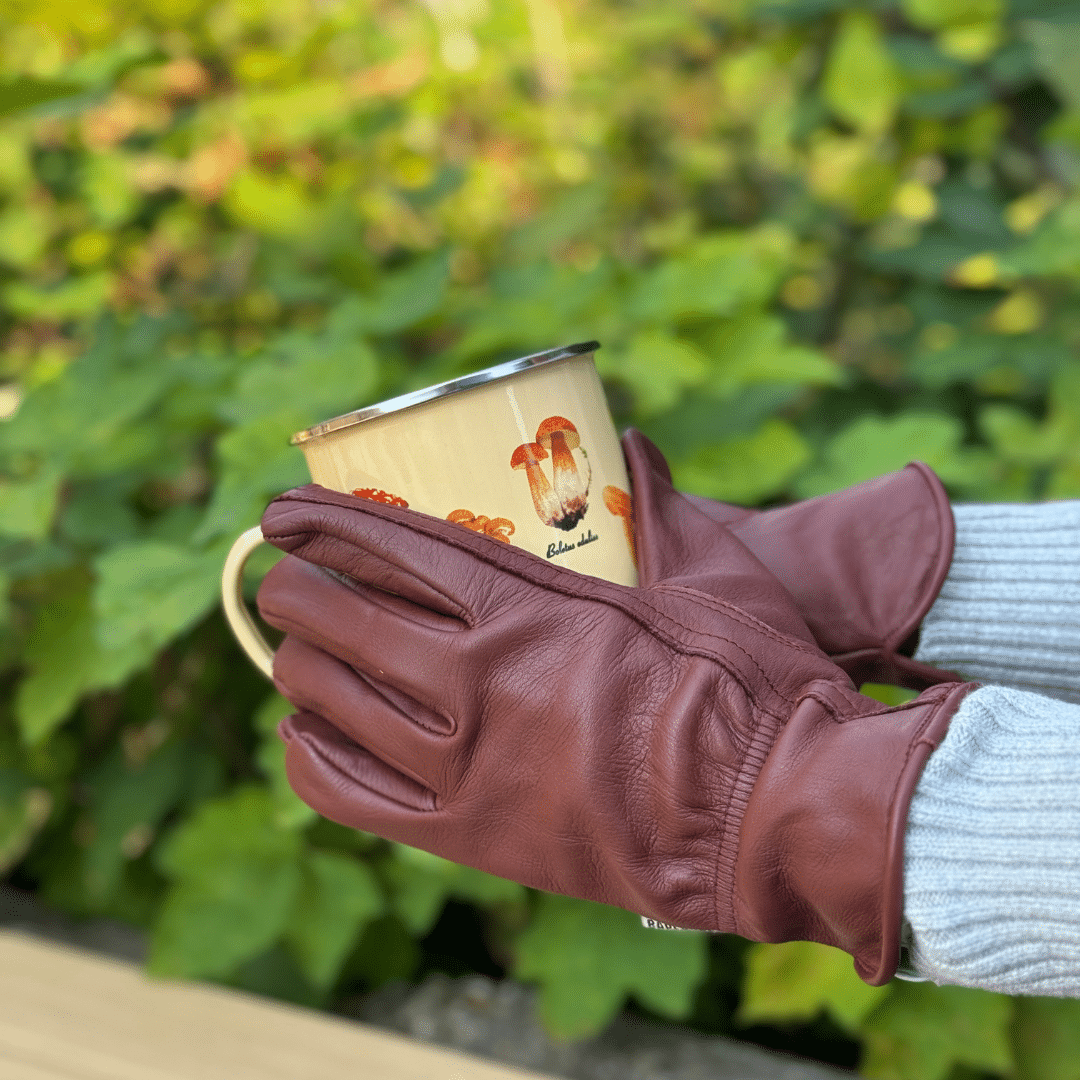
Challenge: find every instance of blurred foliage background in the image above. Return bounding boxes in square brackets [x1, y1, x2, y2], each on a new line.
[1, 0, 1079, 1076]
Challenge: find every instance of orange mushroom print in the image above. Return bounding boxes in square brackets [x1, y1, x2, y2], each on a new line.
[603, 485, 635, 564]
[352, 487, 409, 508]
[510, 441, 563, 527]
[534, 416, 591, 531]
[446, 509, 516, 543]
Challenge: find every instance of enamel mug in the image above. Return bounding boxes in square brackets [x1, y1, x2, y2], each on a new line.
[221, 341, 638, 678]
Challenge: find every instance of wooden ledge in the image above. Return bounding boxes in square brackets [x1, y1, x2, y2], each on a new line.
[0, 930, 557, 1080]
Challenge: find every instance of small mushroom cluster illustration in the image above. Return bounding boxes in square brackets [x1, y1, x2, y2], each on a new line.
[446, 509, 515, 543]
[603, 485, 635, 562]
[352, 487, 409, 507]
[511, 416, 592, 531]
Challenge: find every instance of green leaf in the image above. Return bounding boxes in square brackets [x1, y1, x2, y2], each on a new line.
[156, 784, 303, 879]
[14, 575, 153, 745]
[93, 541, 223, 653]
[83, 742, 194, 901]
[0, 316, 184, 465]
[0, 465, 62, 540]
[221, 320, 379, 426]
[0, 78, 85, 119]
[351, 253, 451, 335]
[0, 204, 52, 268]
[1013, 997, 1080, 1080]
[1, 272, 113, 321]
[795, 412, 992, 498]
[82, 153, 139, 228]
[823, 13, 901, 134]
[254, 693, 317, 829]
[628, 227, 793, 324]
[671, 418, 811, 505]
[385, 844, 526, 936]
[151, 787, 303, 979]
[193, 414, 310, 542]
[640, 384, 802, 460]
[902, 0, 1001, 30]
[980, 404, 1066, 465]
[860, 683, 920, 706]
[703, 313, 844, 396]
[285, 852, 384, 989]
[514, 894, 708, 1040]
[861, 982, 1013, 1080]
[347, 915, 421, 988]
[738, 941, 890, 1033]
[601, 331, 708, 416]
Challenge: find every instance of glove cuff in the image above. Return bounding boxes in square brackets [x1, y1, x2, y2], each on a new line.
[731, 678, 978, 984]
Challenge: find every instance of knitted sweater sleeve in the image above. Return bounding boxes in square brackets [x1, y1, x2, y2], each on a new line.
[901, 501, 1080, 993]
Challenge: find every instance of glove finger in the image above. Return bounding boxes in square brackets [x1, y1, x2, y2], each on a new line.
[258, 553, 473, 717]
[280, 711, 442, 839]
[261, 485, 529, 623]
[273, 634, 452, 792]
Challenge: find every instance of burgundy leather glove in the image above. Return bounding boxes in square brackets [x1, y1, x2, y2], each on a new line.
[256, 431, 975, 984]
[679, 455, 959, 690]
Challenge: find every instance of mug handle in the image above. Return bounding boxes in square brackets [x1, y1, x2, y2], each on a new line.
[221, 525, 275, 680]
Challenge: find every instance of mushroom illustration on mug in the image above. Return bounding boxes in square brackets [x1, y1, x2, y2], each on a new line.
[510, 441, 563, 526]
[603, 485, 635, 563]
[446, 509, 516, 543]
[535, 416, 590, 530]
[352, 487, 409, 507]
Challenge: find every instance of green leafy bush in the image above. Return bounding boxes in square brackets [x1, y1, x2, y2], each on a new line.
[1, 0, 1079, 1075]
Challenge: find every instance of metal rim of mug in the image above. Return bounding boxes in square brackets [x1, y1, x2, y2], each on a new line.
[289, 340, 601, 446]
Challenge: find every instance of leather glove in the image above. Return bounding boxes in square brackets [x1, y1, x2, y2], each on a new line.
[680, 457, 959, 690]
[256, 431, 976, 984]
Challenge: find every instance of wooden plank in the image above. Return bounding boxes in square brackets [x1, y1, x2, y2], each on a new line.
[0, 931, 558, 1080]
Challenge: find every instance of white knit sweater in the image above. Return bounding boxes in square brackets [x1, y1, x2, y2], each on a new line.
[903, 501, 1080, 993]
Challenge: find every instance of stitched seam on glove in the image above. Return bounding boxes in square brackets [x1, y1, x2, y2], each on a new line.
[267, 514, 800, 714]
[715, 714, 780, 931]
[654, 583, 824, 656]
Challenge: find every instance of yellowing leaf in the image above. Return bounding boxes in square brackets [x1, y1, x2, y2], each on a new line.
[224, 169, 316, 237]
[822, 13, 900, 135]
[0, 770, 52, 873]
[739, 940, 890, 1033]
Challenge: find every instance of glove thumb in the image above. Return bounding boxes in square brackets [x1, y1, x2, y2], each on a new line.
[621, 429, 818, 648]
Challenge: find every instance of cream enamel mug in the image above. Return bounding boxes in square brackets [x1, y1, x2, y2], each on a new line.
[221, 341, 639, 679]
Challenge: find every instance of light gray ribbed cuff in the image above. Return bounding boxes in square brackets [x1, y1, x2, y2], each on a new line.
[903, 685, 1080, 995]
[913, 500, 1080, 703]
